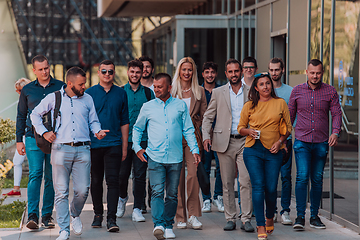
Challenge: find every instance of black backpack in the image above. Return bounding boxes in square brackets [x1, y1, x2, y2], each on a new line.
[33, 91, 61, 154]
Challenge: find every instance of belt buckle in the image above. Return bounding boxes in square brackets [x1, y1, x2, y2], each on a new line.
[70, 142, 74, 147]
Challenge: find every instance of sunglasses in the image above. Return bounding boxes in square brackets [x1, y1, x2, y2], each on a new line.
[254, 72, 271, 79]
[101, 69, 114, 75]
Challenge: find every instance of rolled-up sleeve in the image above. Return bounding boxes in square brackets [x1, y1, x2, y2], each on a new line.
[88, 97, 102, 135]
[30, 94, 55, 136]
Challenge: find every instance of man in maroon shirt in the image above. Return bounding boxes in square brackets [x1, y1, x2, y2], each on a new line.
[288, 59, 342, 231]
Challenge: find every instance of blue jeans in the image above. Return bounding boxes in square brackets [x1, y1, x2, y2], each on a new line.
[25, 137, 54, 218]
[202, 150, 222, 201]
[293, 139, 328, 218]
[148, 158, 182, 229]
[275, 141, 293, 215]
[243, 140, 283, 227]
[51, 143, 91, 234]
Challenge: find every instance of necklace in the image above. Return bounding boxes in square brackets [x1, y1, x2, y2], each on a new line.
[182, 88, 191, 93]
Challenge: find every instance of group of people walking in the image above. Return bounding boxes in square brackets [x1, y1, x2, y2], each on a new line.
[5, 53, 341, 240]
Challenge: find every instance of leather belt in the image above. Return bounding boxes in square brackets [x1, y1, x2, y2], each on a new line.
[230, 134, 244, 139]
[63, 141, 91, 147]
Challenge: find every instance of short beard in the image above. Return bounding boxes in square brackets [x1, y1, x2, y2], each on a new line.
[71, 86, 84, 97]
[129, 77, 141, 85]
[142, 73, 152, 79]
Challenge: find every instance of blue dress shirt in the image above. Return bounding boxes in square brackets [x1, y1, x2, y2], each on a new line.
[86, 84, 129, 148]
[132, 96, 199, 164]
[30, 88, 101, 144]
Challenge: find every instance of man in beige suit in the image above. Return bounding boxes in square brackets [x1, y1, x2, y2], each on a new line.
[202, 59, 253, 232]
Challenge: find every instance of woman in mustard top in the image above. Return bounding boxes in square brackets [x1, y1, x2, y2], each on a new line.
[238, 73, 292, 240]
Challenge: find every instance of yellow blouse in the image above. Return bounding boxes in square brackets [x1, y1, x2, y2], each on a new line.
[237, 98, 292, 149]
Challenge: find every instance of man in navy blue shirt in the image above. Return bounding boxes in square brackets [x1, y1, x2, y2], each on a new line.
[200, 62, 223, 213]
[16, 55, 65, 230]
[118, 59, 155, 222]
[86, 60, 129, 232]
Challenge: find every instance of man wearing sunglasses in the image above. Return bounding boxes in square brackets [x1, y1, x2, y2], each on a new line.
[241, 56, 258, 87]
[86, 60, 130, 232]
[268, 57, 294, 225]
[118, 59, 155, 223]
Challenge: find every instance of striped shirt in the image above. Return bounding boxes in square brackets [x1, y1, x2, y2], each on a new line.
[288, 82, 342, 143]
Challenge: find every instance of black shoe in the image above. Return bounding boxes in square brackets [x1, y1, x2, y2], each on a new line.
[107, 218, 120, 232]
[310, 216, 326, 229]
[223, 221, 236, 231]
[293, 216, 305, 231]
[91, 214, 103, 228]
[41, 214, 55, 229]
[240, 221, 255, 232]
[26, 213, 39, 230]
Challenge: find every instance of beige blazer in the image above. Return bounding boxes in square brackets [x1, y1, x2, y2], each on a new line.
[202, 82, 250, 153]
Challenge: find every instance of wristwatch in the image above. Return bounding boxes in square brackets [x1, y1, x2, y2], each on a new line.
[335, 133, 340, 138]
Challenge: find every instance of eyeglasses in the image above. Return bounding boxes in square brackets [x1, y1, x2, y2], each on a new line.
[243, 66, 256, 69]
[254, 72, 271, 79]
[101, 69, 114, 75]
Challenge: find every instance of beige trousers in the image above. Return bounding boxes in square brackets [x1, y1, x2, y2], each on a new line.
[217, 137, 253, 223]
[175, 145, 201, 222]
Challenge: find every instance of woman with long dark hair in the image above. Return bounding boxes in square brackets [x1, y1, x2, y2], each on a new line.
[238, 73, 292, 240]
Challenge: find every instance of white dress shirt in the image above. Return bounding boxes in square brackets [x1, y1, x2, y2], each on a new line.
[229, 84, 244, 134]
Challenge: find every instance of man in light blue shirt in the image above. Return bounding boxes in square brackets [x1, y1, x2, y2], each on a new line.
[31, 67, 108, 240]
[132, 73, 200, 240]
[268, 57, 293, 226]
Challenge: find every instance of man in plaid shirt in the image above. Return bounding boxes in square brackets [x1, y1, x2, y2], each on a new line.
[288, 59, 342, 231]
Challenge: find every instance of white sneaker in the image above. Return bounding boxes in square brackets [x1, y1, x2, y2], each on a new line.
[187, 215, 202, 230]
[164, 228, 176, 239]
[273, 212, 278, 223]
[176, 221, 187, 229]
[153, 225, 165, 240]
[281, 212, 293, 225]
[213, 196, 224, 212]
[56, 231, 69, 240]
[132, 208, 146, 222]
[71, 216, 82, 235]
[201, 199, 211, 213]
[116, 196, 128, 218]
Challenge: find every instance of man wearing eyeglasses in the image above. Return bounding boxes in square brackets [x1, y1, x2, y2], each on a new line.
[118, 59, 155, 222]
[86, 60, 130, 232]
[241, 56, 258, 87]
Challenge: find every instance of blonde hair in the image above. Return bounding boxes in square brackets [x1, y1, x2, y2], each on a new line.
[171, 57, 202, 100]
[15, 78, 31, 91]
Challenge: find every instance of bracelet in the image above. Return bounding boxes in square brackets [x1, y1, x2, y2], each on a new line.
[278, 139, 282, 144]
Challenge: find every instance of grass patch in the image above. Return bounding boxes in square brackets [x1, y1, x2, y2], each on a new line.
[0, 200, 26, 228]
[2, 176, 28, 189]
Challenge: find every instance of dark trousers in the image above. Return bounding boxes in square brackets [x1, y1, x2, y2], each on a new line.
[90, 145, 122, 220]
[119, 141, 148, 209]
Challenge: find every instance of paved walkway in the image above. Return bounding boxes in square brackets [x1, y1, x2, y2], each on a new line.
[0, 180, 359, 240]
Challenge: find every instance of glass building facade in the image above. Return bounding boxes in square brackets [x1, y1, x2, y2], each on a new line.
[141, 0, 360, 233]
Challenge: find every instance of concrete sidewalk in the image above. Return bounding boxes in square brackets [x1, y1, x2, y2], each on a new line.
[0, 180, 359, 240]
